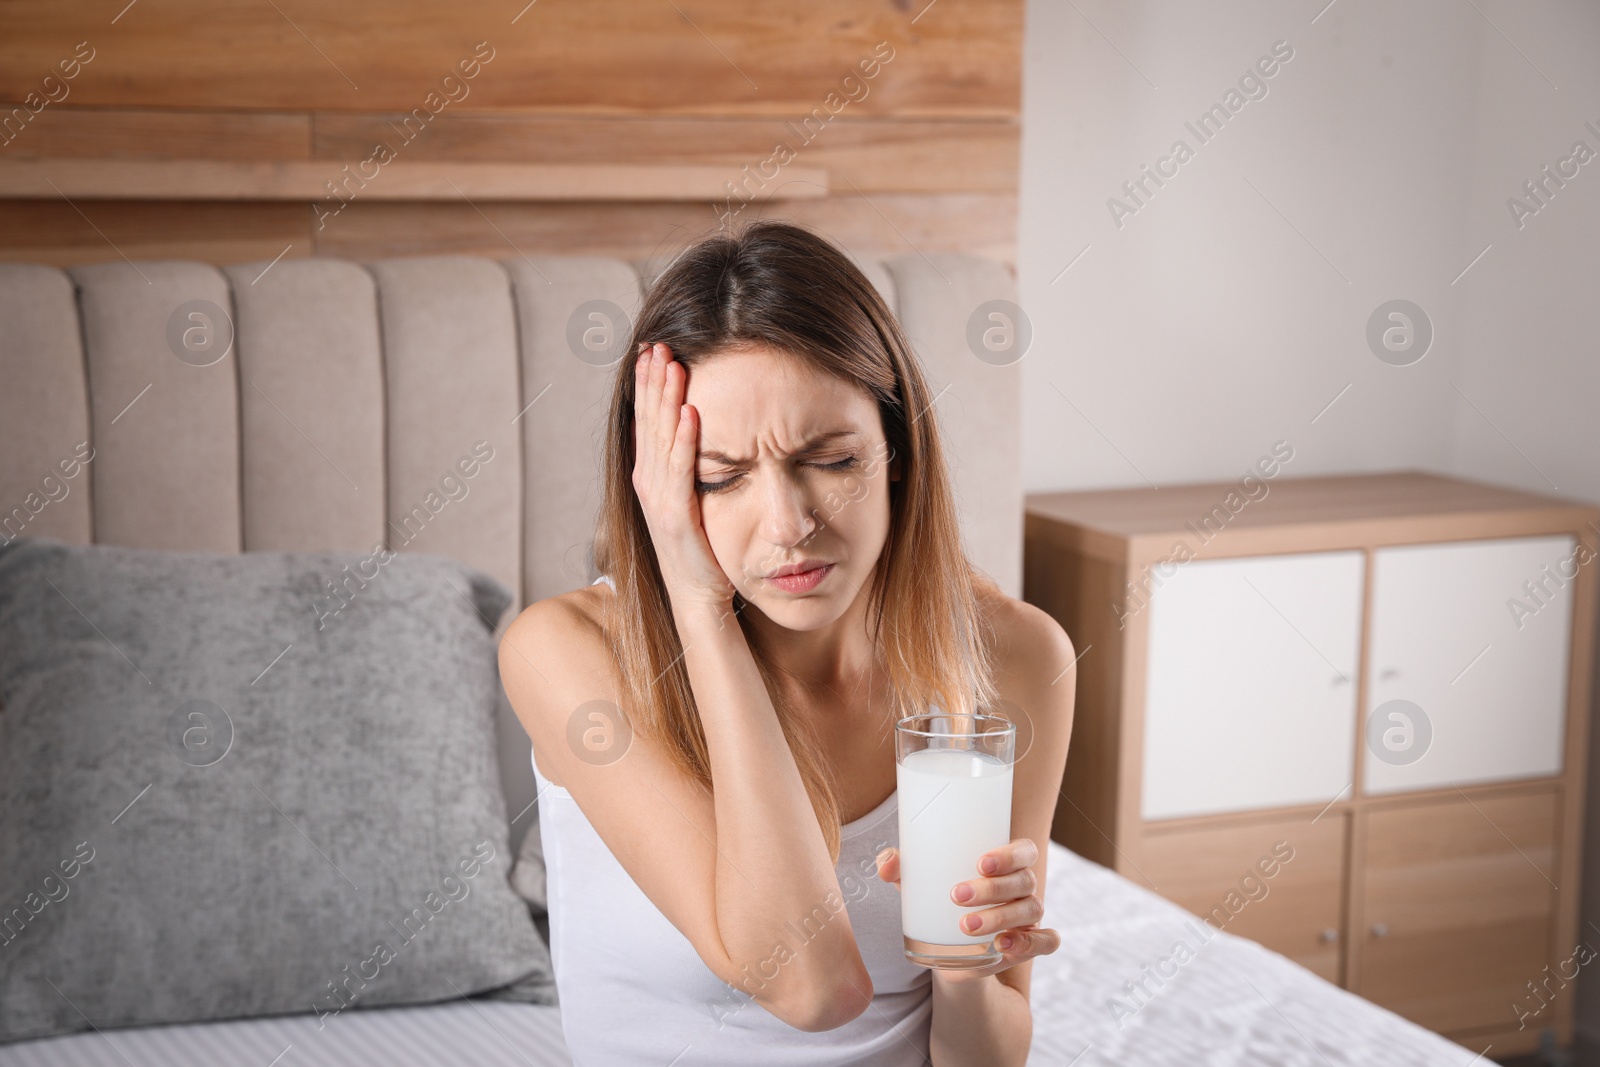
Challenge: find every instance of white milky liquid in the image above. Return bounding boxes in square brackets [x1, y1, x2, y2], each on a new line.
[896, 747, 1014, 946]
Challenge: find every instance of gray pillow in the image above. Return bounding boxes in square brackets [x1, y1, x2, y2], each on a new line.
[0, 537, 555, 1045]
[509, 817, 549, 915]
[508, 815, 552, 950]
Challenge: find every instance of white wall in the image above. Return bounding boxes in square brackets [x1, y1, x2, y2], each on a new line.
[1450, 3, 1600, 495]
[1018, 0, 1489, 491]
[1018, 0, 1600, 1052]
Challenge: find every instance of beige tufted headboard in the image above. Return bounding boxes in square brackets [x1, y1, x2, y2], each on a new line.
[0, 250, 1021, 838]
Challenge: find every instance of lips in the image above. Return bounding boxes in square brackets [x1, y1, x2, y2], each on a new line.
[767, 559, 831, 579]
[765, 561, 833, 593]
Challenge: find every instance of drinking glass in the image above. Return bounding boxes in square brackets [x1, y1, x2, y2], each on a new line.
[894, 711, 1016, 969]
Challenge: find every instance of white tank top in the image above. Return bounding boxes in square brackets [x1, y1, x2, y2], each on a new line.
[530, 573, 932, 1064]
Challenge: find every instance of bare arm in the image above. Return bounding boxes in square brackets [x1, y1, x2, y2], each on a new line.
[672, 600, 875, 1030]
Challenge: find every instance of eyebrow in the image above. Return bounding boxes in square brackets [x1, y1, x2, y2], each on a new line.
[698, 430, 864, 466]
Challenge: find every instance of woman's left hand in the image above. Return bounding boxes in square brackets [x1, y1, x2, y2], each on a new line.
[875, 838, 1060, 983]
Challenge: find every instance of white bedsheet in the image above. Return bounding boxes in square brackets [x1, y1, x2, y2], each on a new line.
[0, 843, 1485, 1066]
[0, 998, 571, 1067]
[1028, 845, 1485, 1066]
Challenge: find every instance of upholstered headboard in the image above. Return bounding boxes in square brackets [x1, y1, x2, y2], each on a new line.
[0, 250, 1021, 836]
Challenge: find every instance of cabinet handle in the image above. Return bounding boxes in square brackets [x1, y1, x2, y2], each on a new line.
[1371, 922, 1389, 938]
[1319, 927, 1339, 943]
[1379, 668, 1400, 681]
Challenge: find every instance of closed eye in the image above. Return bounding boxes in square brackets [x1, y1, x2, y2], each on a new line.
[695, 455, 859, 495]
[694, 476, 738, 495]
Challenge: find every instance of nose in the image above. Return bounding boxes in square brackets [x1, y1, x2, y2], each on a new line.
[759, 467, 821, 552]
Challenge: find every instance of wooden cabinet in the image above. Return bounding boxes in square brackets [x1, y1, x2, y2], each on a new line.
[1024, 471, 1598, 1057]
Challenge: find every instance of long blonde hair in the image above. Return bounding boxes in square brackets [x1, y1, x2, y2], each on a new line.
[592, 220, 1001, 862]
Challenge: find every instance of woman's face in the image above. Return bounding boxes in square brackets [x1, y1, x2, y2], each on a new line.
[683, 346, 900, 631]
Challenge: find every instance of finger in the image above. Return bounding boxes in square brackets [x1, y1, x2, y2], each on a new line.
[666, 362, 690, 460]
[635, 344, 659, 454]
[875, 848, 900, 886]
[952, 867, 1036, 906]
[958, 894, 1044, 938]
[995, 926, 1060, 958]
[655, 346, 680, 452]
[645, 345, 669, 455]
[978, 837, 1040, 877]
[669, 401, 696, 484]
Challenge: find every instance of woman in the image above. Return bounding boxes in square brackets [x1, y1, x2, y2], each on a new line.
[499, 220, 1076, 1065]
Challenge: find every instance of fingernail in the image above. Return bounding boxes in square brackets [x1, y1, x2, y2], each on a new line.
[963, 916, 980, 933]
[997, 935, 1013, 951]
[982, 856, 999, 874]
[951, 883, 973, 903]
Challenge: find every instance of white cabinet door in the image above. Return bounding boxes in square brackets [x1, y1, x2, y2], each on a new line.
[1143, 550, 1364, 820]
[1363, 535, 1574, 794]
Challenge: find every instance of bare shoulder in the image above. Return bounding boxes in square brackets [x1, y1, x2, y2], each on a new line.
[500, 583, 614, 683]
[513, 579, 611, 635]
[974, 575, 1077, 686]
[498, 581, 619, 787]
[972, 573, 1077, 776]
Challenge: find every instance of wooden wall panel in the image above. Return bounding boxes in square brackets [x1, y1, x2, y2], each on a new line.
[0, 108, 310, 160]
[311, 114, 1018, 193]
[308, 194, 1019, 265]
[0, 0, 1023, 267]
[0, 1, 1021, 115]
[0, 201, 312, 267]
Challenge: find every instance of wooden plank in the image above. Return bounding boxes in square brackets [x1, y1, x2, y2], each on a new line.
[1029, 470, 1595, 537]
[1023, 537, 1126, 868]
[1553, 515, 1598, 1022]
[0, 159, 828, 201]
[1027, 470, 1600, 563]
[0, 110, 1016, 194]
[308, 193, 1018, 265]
[0, 200, 312, 267]
[0, 107, 310, 160]
[1343, 548, 1376, 992]
[0, 194, 1016, 270]
[0, 1, 1021, 116]
[0, 194, 1017, 273]
[312, 114, 1019, 193]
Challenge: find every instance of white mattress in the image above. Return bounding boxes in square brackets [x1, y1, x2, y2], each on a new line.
[0, 843, 1478, 1066]
[1027, 845, 1480, 1065]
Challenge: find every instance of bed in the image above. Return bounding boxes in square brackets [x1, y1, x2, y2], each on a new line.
[0, 250, 1482, 1065]
[0, 841, 1480, 1065]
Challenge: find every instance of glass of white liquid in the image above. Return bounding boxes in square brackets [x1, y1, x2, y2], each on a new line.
[895, 711, 1016, 969]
